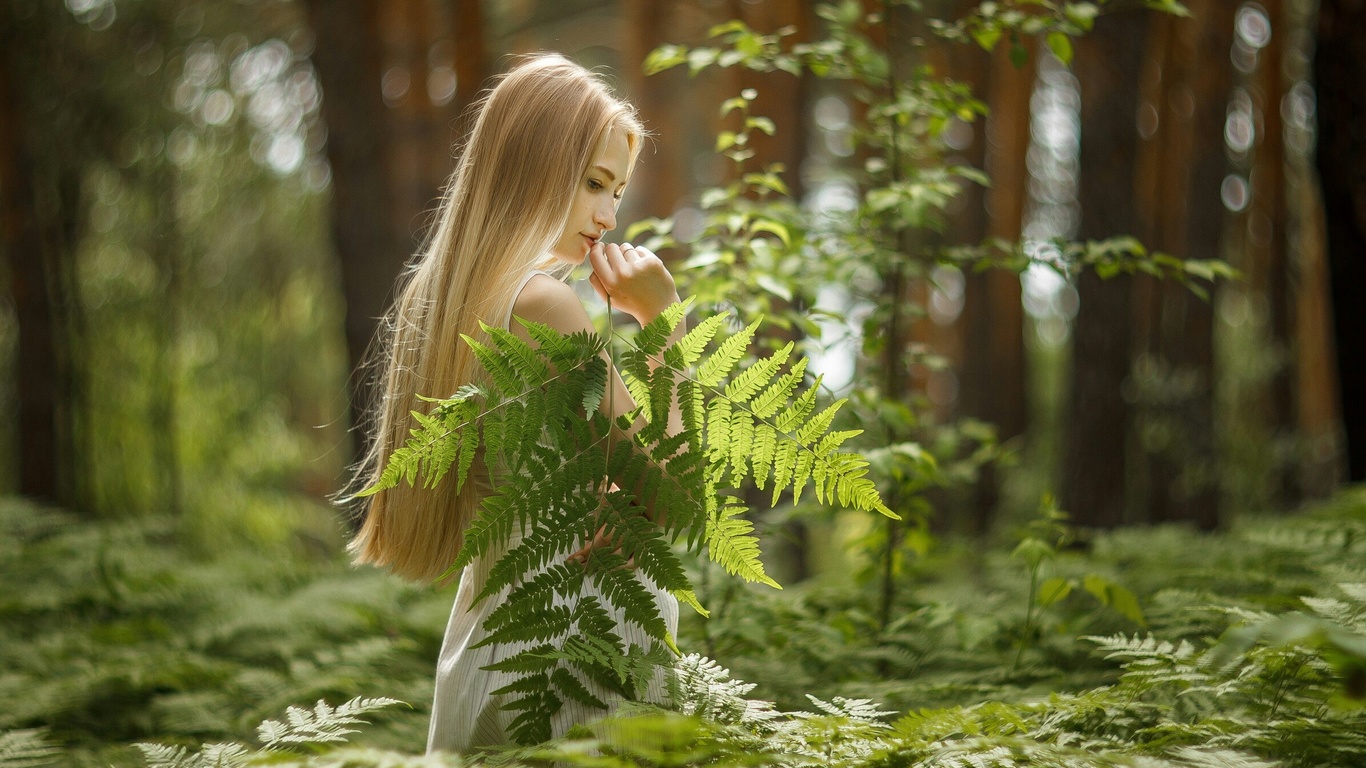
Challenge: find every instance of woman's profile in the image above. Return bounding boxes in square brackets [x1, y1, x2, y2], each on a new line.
[345, 54, 686, 752]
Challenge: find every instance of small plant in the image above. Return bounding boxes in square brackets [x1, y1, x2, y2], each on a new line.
[133, 697, 403, 768]
[1011, 495, 1145, 670]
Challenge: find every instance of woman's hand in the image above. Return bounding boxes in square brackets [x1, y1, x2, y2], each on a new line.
[587, 242, 680, 325]
[565, 524, 635, 570]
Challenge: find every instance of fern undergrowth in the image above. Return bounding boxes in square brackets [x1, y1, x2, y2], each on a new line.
[4, 455, 1364, 767]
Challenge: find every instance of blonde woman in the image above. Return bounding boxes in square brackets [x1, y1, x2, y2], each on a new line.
[346, 54, 686, 752]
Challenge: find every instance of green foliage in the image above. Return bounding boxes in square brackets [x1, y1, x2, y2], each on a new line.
[0, 498, 439, 766]
[254, 697, 406, 750]
[128, 698, 403, 768]
[4, 490, 1366, 766]
[0, 731, 60, 768]
[632, 0, 1231, 629]
[361, 308, 892, 743]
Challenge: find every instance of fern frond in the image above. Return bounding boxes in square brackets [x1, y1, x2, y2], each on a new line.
[707, 503, 780, 589]
[589, 552, 668, 638]
[750, 424, 778, 491]
[482, 322, 549, 384]
[256, 696, 403, 749]
[666, 313, 727, 368]
[462, 336, 520, 396]
[635, 297, 693, 355]
[132, 743, 250, 768]
[697, 317, 762, 386]
[723, 342, 793, 404]
[551, 667, 610, 710]
[750, 356, 808, 419]
[0, 731, 60, 768]
[773, 376, 819, 433]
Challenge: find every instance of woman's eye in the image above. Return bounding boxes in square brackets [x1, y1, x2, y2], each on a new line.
[587, 179, 603, 191]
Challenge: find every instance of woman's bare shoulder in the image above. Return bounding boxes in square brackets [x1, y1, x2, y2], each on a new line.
[510, 273, 595, 338]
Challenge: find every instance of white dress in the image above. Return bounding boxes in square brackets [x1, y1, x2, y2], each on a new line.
[427, 268, 681, 754]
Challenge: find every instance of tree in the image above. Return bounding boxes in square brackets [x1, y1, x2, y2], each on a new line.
[307, 0, 491, 468]
[1064, 12, 1149, 529]
[0, 5, 94, 509]
[1313, 0, 1366, 483]
[306, 0, 403, 461]
[954, 34, 1033, 534]
[1130, 0, 1235, 529]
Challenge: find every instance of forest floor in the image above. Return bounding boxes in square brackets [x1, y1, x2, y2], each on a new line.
[2, 488, 1364, 767]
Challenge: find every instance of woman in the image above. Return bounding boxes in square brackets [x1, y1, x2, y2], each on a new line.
[345, 54, 685, 752]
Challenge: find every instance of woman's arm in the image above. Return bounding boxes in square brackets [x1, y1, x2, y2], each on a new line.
[510, 244, 688, 524]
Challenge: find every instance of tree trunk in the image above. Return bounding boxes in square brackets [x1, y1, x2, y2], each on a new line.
[0, 12, 85, 509]
[1064, 13, 1149, 529]
[306, 0, 405, 459]
[1252, 0, 1298, 507]
[623, 0, 691, 225]
[735, 0, 814, 202]
[1313, 0, 1366, 483]
[453, 0, 489, 136]
[958, 36, 1033, 533]
[1131, 0, 1234, 530]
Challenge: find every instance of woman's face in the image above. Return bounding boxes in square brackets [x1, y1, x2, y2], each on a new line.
[550, 128, 631, 264]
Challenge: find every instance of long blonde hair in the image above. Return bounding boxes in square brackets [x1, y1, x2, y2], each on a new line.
[347, 53, 644, 584]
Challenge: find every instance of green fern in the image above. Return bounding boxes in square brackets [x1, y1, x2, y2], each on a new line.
[362, 304, 893, 743]
[134, 743, 250, 768]
[256, 696, 405, 749]
[0, 731, 59, 768]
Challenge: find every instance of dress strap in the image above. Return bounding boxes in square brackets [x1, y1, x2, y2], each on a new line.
[502, 269, 554, 331]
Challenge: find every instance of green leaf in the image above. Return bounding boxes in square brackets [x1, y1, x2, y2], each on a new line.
[1064, 2, 1100, 30]
[674, 589, 710, 618]
[698, 317, 762, 387]
[750, 218, 791, 246]
[668, 313, 727, 370]
[1046, 32, 1074, 66]
[642, 44, 688, 74]
[1083, 574, 1147, 626]
[971, 27, 1002, 52]
[707, 504, 780, 589]
[1037, 577, 1073, 607]
[745, 116, 776, 135]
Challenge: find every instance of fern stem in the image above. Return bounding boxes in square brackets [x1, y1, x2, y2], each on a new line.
[1013, 562, 1041, 673]
[878, 506, 900, 635]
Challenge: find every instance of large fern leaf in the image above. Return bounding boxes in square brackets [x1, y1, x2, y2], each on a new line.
[364, 304, 890, 744]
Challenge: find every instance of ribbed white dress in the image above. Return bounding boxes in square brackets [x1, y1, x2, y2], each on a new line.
[426, 269, 681, 754]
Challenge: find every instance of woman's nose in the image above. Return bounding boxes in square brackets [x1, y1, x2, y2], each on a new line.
[594, 201, 616, 233]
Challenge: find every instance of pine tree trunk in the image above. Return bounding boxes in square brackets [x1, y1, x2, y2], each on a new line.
[1253, 0, 1298, 508]
[1313, 0, 1366, 483]
[1064, 13, 1149, 529]
[1131, 0, 1234, 529]
[307, 0, 404, 461]
[0, 12, 85, 509]
[958, 36, 1032, 534]
[623, 0, 691, 224]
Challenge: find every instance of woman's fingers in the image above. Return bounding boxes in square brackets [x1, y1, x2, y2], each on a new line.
[587, 241, 610, 283]
[605, 242, 628, 277]
[588, 241, 678, 323]
[589, 272, 608, 303]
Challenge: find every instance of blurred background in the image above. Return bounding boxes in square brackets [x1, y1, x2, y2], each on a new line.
[2, 0, 1357, 543]
[4, 0, 1366, 761]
